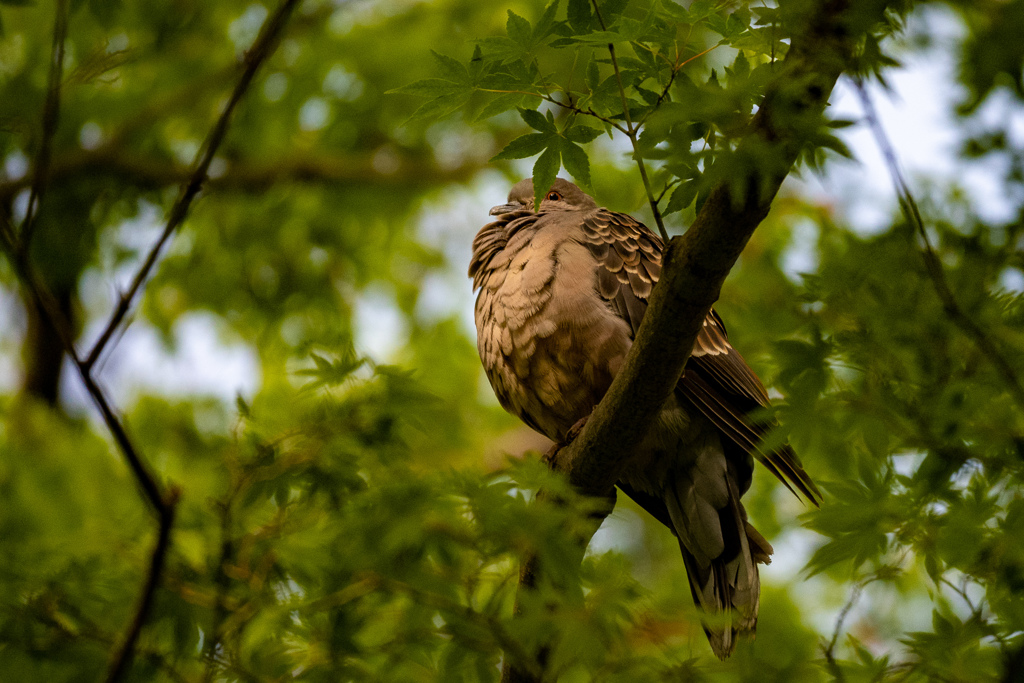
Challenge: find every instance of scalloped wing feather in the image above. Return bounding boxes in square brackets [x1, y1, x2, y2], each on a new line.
[579, 208, 821, 505]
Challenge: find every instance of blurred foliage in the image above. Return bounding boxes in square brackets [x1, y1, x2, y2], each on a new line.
[2, 0, 1024, 681]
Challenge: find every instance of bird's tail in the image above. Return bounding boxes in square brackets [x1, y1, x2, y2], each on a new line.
[667, 460, 774, 659]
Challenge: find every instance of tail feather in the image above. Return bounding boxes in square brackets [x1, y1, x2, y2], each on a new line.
[671, 460, 773, 659]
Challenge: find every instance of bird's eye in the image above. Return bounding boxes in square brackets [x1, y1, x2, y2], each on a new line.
[546, 191, 562, 201]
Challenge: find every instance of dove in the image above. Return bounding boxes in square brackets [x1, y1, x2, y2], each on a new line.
[470, 177, 820, 658]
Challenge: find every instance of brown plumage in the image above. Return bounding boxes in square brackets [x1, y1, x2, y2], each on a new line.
[470, 177, 820, 658]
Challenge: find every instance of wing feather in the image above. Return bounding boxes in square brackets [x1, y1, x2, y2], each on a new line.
[579, 208, 821, 505]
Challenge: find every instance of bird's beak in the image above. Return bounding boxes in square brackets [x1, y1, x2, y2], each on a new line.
[489, 201, 525, 216]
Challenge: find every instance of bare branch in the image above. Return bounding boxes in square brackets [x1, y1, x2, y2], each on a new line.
[822, 580, 866, 680]
[19, 0, 69, 249]
[0, 149, 488, 203]
[0, 1, 306, 679]
[105, 491, 179, 683]
[84, 0, 304, 371]
[853, 79, 1024, 411]
[4, 224, 181, 680]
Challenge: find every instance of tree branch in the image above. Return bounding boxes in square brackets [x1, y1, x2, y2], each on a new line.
[4, 212, 182, 683]
[19, 0, 68, 249]
[853, 79, 1024, 412]
[0, 1, 304, 679]
[502, 1, 879, 679]
[105, 493, 179, 683]
[83, 0, 303, 371]
[555, 0, 862, 495]
[0, 149, 487, 203]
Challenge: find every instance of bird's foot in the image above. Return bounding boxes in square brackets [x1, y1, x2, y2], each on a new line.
[542, 442, 561, 467]
[542, 415, 590, 467]
[566, 415, 589, 443]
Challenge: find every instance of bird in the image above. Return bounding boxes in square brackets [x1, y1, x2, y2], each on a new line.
[469, 176, 820, 659]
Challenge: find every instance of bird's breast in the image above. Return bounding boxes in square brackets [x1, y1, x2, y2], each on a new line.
[474, 236, 634, 441]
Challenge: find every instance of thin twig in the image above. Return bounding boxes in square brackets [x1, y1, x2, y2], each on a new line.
[1, 1, 303, 679]
[588, 0, 669, 242]
[19, 0, 69, 249]
[202, 492, 236, 683]
[853, 79, 1024, 411]
[105, 494, 179, 683]
[656, 177, 681, 204]
[84, 0, 303, 371]
[476, 87, 629, 134]
[7, 244, 179, 681]
[7, 243, 182, 682]
[823, 580, 865, 681]
[639, 39, 723, 127]
[545, 94, 629, 133]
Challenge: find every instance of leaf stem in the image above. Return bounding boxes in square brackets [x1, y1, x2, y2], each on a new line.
[588, 0, 668, 241]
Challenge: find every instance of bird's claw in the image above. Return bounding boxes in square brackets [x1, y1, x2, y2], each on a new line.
[542, 415, 591, 467]
[566, 415, 589, 443]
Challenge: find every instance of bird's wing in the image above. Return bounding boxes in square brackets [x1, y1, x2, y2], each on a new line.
[579, 207, 821, 505]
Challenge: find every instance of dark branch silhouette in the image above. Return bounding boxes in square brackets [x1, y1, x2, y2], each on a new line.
[85, 0, 304, 372]
[18, 0, 68, 249]
[0, 149, 488, 203]
[0, 1, 305, 680]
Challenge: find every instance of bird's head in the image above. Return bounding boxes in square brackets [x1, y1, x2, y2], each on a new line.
[489, 177, 598, 216]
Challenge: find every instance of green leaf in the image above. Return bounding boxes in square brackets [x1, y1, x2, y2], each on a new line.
[520, 107, 556, 133]
[0, 0, 35, 6]
[388, 78, 465, 97]
[407, 91, 472, 122]
[491, 132, 551, 161]
[601, 0, 631, 23]
[431, 50, 469, 83]
[559, 140, 591, 190]
[666, 180, 698, 215]
[88, 0, 120, 26]
[586, 58, 600, 92]
[564, 124, 602, 143]
[815, 132, 854, 160]
[732, 51, 750, 80]
[573, 30, 630, 46]
[475, 92, 530, 121]
[235, 394, 251, 419]
[476, 35, 525, 63]
[751, 5, 778, 26]
[567, 0, 592, 33]
[532, 145, 561, 207]
[469, 44, 484, 79]
[533, 0, 559, 42]
[506, 10, 532, 48]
